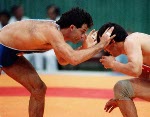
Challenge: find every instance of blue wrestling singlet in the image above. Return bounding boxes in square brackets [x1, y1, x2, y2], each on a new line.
[0, 44, 47, 68]
[0, 44, 20, 67]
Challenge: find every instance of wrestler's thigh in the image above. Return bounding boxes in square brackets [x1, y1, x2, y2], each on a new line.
[2, 56, 44, 92]
[130, 78, 150, 101]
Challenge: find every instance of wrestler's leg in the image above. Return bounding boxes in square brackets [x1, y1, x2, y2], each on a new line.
[113, 80, 137, 117]
[114, 78, 150, 117]
[117, 99, 137, 117]
[2, 56, 47, 117]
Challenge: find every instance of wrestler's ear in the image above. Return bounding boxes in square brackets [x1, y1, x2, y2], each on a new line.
[70, 25, 76, 31]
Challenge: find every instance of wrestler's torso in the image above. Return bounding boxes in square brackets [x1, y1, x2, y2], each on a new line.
[0, 20, 59, 51]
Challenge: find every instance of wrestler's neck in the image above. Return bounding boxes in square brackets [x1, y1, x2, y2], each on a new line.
[60, 28, 72, 41]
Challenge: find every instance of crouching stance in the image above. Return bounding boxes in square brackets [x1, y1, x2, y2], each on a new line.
[0, 8, 114, 117]
[98, 22, 150, 117]
[105, 74, 150, 117]
[105, 79, 137, 117]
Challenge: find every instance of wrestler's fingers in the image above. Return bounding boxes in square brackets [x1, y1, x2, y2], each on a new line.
[104, 105, 107, 110]
[89, 29, 96, 35]
[84, 34, 87, 39]
[104, 106, 108, 112]
[92, 30, 97, 36]
[105, 106, 112, 112]
[99, 59, 104, 63]
[107, 26, 114, 34]
[104, 27, 110, 34]
[108, 106, 115, 113]
[99, 59, 102, 62]
[92, 32, 98, 39]
[93, 41, 97, 45]
[93, 38, 97, 42]
[92, 31, 98, 36]
[110, 34, 116, 39]
[104, 104, 109, 110]
[92, 35, 96, 40]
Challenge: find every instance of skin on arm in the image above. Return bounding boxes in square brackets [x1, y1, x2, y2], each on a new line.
[54, 49, 69, 65]
[113, 38, 143, 77]
[54, 30, 98, 66]
[48, 27, 115, 66]
[100, 37, 143, 77]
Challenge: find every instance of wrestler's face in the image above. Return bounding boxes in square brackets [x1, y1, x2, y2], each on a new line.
[105, 41, 123, 57]
[70, 24, 88, 44]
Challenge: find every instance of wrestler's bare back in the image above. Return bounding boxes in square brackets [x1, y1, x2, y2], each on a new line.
[126, 32, 150, 66]
[0, 20, 59, 51]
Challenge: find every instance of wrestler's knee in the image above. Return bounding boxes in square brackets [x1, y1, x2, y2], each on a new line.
[113, 80, 135, 100]
[31, 81, 47, 100]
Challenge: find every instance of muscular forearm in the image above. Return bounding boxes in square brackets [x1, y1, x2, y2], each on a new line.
[57, 58, 69, 66]
[112, 61, 142, 77]
[68, 43, 104, 65]
[54, 50, 69, 66]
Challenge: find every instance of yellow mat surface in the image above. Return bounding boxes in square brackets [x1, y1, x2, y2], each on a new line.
[0, 74, 149, 117]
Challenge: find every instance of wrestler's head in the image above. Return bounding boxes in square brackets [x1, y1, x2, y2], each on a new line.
[97, 22, 128, 56]
[56, 7, 93, 43]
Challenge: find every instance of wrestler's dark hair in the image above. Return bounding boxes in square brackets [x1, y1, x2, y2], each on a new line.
[97, 22, 128, 43]
[56, 7, 93, 29]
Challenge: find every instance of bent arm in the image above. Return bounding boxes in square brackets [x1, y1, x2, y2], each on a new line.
[54, 50, 69, 66]
[112, 38, 143, 77]
[48, 29, 105, 65]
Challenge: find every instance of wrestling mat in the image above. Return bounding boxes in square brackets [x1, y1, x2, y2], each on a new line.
[0, 72, 149, 117]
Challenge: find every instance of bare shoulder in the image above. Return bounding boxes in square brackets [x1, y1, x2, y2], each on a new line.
[126, 32, 139, 39]
[123, 33, 141, 50]
[26, 20, 63, 38]
[125, 32, 141, 43]
[125, 32, 150, 44]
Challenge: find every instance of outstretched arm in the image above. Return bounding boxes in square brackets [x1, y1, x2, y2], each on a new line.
[49, 27, 115, 65]
[54, 30, 97, 66]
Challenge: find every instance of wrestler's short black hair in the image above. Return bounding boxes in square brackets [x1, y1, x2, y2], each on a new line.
[97, 22, 128, 43]
[56, 7, 93, 29]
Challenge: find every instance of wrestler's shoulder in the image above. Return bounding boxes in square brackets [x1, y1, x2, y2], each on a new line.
[127, 32, 140, 37]
[127, 32, 149, 38]
[124, 33, 140, 45]
[125, 32, 141, 42]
